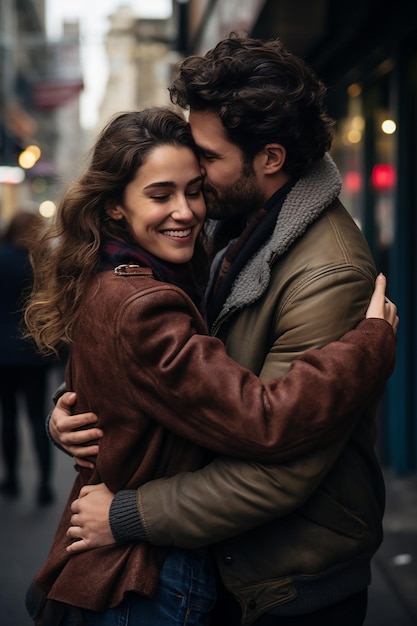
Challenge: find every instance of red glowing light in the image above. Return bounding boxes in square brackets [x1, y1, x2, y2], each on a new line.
[371, 164, 396, 191]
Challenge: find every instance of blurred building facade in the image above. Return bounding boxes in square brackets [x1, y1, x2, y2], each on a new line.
[97, 5, 181, 131]
[174, 0, 417, 477]
[0, 0, 84, 225]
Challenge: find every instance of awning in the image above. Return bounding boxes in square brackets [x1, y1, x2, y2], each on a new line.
[33, 78, 84, 109]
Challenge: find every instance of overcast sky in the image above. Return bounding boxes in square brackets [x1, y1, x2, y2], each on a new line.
[45, 0, 172, 128]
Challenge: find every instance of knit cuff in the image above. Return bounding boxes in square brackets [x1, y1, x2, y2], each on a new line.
[45, 383, 70, 455]
[45, 410, 69, 455]
[109, 489, 148, 544]
[52, 381, 67, 405]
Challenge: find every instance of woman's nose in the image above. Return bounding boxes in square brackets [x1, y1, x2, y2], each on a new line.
[171, 197, 194, 220]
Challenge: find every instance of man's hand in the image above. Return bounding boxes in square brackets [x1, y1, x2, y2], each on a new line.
[50, 392, 103, 469]
[366, 273, 399, 333]
[66, 483, 115, 554]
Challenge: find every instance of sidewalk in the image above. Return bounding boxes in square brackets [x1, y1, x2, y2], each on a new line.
[0, 413, 416, 625]
[0, 415, 75, 625]
[366, 471, 417, 626]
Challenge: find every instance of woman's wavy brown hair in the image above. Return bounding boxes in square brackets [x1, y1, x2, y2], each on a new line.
[25, 107, 205, 355]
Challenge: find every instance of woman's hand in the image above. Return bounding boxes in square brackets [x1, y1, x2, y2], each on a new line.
[366, 274, 399, 334]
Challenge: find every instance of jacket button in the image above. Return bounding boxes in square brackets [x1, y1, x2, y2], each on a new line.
[248, 599, 257, 610]
[223, 555, 233, 565]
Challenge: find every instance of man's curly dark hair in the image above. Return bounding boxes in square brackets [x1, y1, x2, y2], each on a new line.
[169, 32, 335, 178]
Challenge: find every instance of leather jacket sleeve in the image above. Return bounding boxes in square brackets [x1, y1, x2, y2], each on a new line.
[133, 317, 394, 547]
[107, 284, 393, 464]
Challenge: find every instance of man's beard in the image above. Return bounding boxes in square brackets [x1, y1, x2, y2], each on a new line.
[204, 161, 265, 221]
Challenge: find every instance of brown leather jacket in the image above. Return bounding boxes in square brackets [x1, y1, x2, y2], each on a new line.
[34, 260, 394, 612]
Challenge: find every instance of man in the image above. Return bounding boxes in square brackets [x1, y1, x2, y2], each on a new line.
[50, 33, 392, 626]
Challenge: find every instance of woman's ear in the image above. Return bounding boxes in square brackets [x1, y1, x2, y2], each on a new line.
[261, 143, 286, 174]
[106, 203, 125, 221]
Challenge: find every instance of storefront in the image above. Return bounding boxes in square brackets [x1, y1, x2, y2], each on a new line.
[330, 38, 417, 473]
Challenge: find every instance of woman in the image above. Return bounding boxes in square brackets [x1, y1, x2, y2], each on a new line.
[24, 108, 397, 625]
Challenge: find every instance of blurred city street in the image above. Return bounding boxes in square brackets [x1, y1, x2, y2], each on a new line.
[0, 395, 416, 625]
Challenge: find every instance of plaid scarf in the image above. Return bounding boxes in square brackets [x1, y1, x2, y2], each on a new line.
[99, 236, 200, 308]
[211, 207, 268, 299]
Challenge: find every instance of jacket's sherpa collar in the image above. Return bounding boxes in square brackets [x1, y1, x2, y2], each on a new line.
[213, 153, 342, 327]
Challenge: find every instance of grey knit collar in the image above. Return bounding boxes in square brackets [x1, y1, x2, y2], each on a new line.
[212, 153, 342, 327]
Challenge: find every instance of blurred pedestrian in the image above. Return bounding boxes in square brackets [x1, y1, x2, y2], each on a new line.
[0, 211, 55, 506]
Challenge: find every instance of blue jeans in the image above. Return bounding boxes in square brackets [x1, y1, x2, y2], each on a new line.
[61, 548, 216, 626]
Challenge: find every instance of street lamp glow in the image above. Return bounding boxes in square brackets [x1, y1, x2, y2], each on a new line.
[382, 119, 396, 134]
[26, 144, 42, 160]
[39, 200, 56, 218]
[18, 150, 38, 169]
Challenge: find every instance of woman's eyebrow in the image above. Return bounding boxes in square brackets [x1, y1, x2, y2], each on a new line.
[143, 175, 204, 191]
[143, 181, 174, 190]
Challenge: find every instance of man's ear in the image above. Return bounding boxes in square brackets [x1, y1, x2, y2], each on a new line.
[106, 203, 125, 221]
[260, 143, 286, 174]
